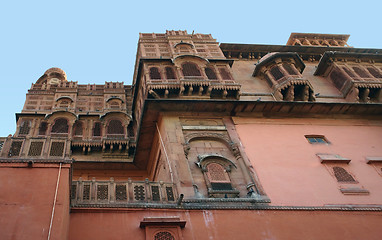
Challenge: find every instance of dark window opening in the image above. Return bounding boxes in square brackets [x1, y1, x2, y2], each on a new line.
[219, 68, 232, 80]
[51, 118, 69, 133]
[149, 67, 161, 79]
[19, 121, 31, 135]
[73, 121, 83, 136]
[205, 67, 218, 80]
[182, 63, 201, 77]
[353, 66, 371, 78]
[333, 167, 356, 182]
[283, 64, 299, 75]
[367, 67, 382, 78]
[270, 66, 284, 80]
[342, 66, 356, 78]
[211, 182, 233, 191]
[39, 122, 48, 135]
[165, 67, 176, 79]
[107, 120, 124, 135]
[93, 122, 102, 137]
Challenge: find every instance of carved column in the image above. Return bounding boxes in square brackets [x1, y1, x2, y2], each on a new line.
[175, 66, 183, 79]
[35, 118, 42, 137]
[200, 66, 208, 80]
[285, 85, 294, 101]
[263, 69, 278, 87]
[212, 65, 221, 82]
[277, 63, 291, 77]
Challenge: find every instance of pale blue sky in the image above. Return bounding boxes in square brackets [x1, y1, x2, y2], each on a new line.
[0, 0, 381, 136]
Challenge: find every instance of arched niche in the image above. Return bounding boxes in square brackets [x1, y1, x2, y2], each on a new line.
[183, 132, 233, 156]
[172, 55, 209, 70]
[106, 97, 124, 109]
[55, 96, 74, 108]
[196, 154, 237, 171]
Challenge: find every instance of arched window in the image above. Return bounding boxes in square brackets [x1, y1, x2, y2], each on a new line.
[150, 67, 161, 79]
[93, 122, 102, 137]
[206, 162, 233, 190]
[333, 167, 356, 182]
[182, 63, 201, 77]
[165, 67, 176, 79]
[19, 121, 31, 135]
[39, 122, 48, 135]
[73, 121, 83, 136]
[107, 120, 124, 135]
[154, 231, 175, 240]
[205, 67, 217, 80]
[218, 68, 232, 80]
[51, 118, 69, 133]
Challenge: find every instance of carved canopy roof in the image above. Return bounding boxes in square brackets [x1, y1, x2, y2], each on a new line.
[314, 52, 382, 76]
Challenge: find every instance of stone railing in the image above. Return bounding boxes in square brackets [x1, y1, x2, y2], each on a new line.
[71, 178, 178, 207]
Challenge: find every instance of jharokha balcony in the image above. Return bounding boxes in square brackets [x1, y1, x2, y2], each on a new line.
[71, 178, 178, 208]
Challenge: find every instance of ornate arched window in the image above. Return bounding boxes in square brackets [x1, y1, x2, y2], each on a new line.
[73, 121, 83, 136]
[165, 67, 176, 79]
[93, 122, 102, 137]
[19, 120, 31, 135]
[107, 120, 124, 135]
[150, 67, 162, 79]
[206, 162, 232, 190]
[51, 118, 69, 133]
[154, 231, 175, 240]
[333, 167, 356, 182]
[205, 67, 217, 80]
[39, 122, 48, 135]
[182, 63, 201, 77]
[196, 154, 239, 198]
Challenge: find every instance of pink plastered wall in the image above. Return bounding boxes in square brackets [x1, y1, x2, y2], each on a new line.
[234, 117, 382, 206]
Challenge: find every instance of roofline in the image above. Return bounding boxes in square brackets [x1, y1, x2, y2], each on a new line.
[219, 43, 381, 55]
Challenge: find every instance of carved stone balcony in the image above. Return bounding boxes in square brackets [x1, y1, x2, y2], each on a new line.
[71, 179, 178, 207]
[147, 78, 240, 99]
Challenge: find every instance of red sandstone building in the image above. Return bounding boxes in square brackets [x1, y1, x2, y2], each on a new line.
[0, 31, 381, 240]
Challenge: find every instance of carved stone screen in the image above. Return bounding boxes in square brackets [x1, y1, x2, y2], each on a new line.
[28, 142, 43, 156]
[49, 142, 65, 157]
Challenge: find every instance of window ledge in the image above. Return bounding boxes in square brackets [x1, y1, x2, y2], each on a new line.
[340, 188, 370, 195]
[139, 217, 186, 228]
[317, 154, 351, 164]
[208, 189, 240, 198]
[366, 157, 382, 164]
